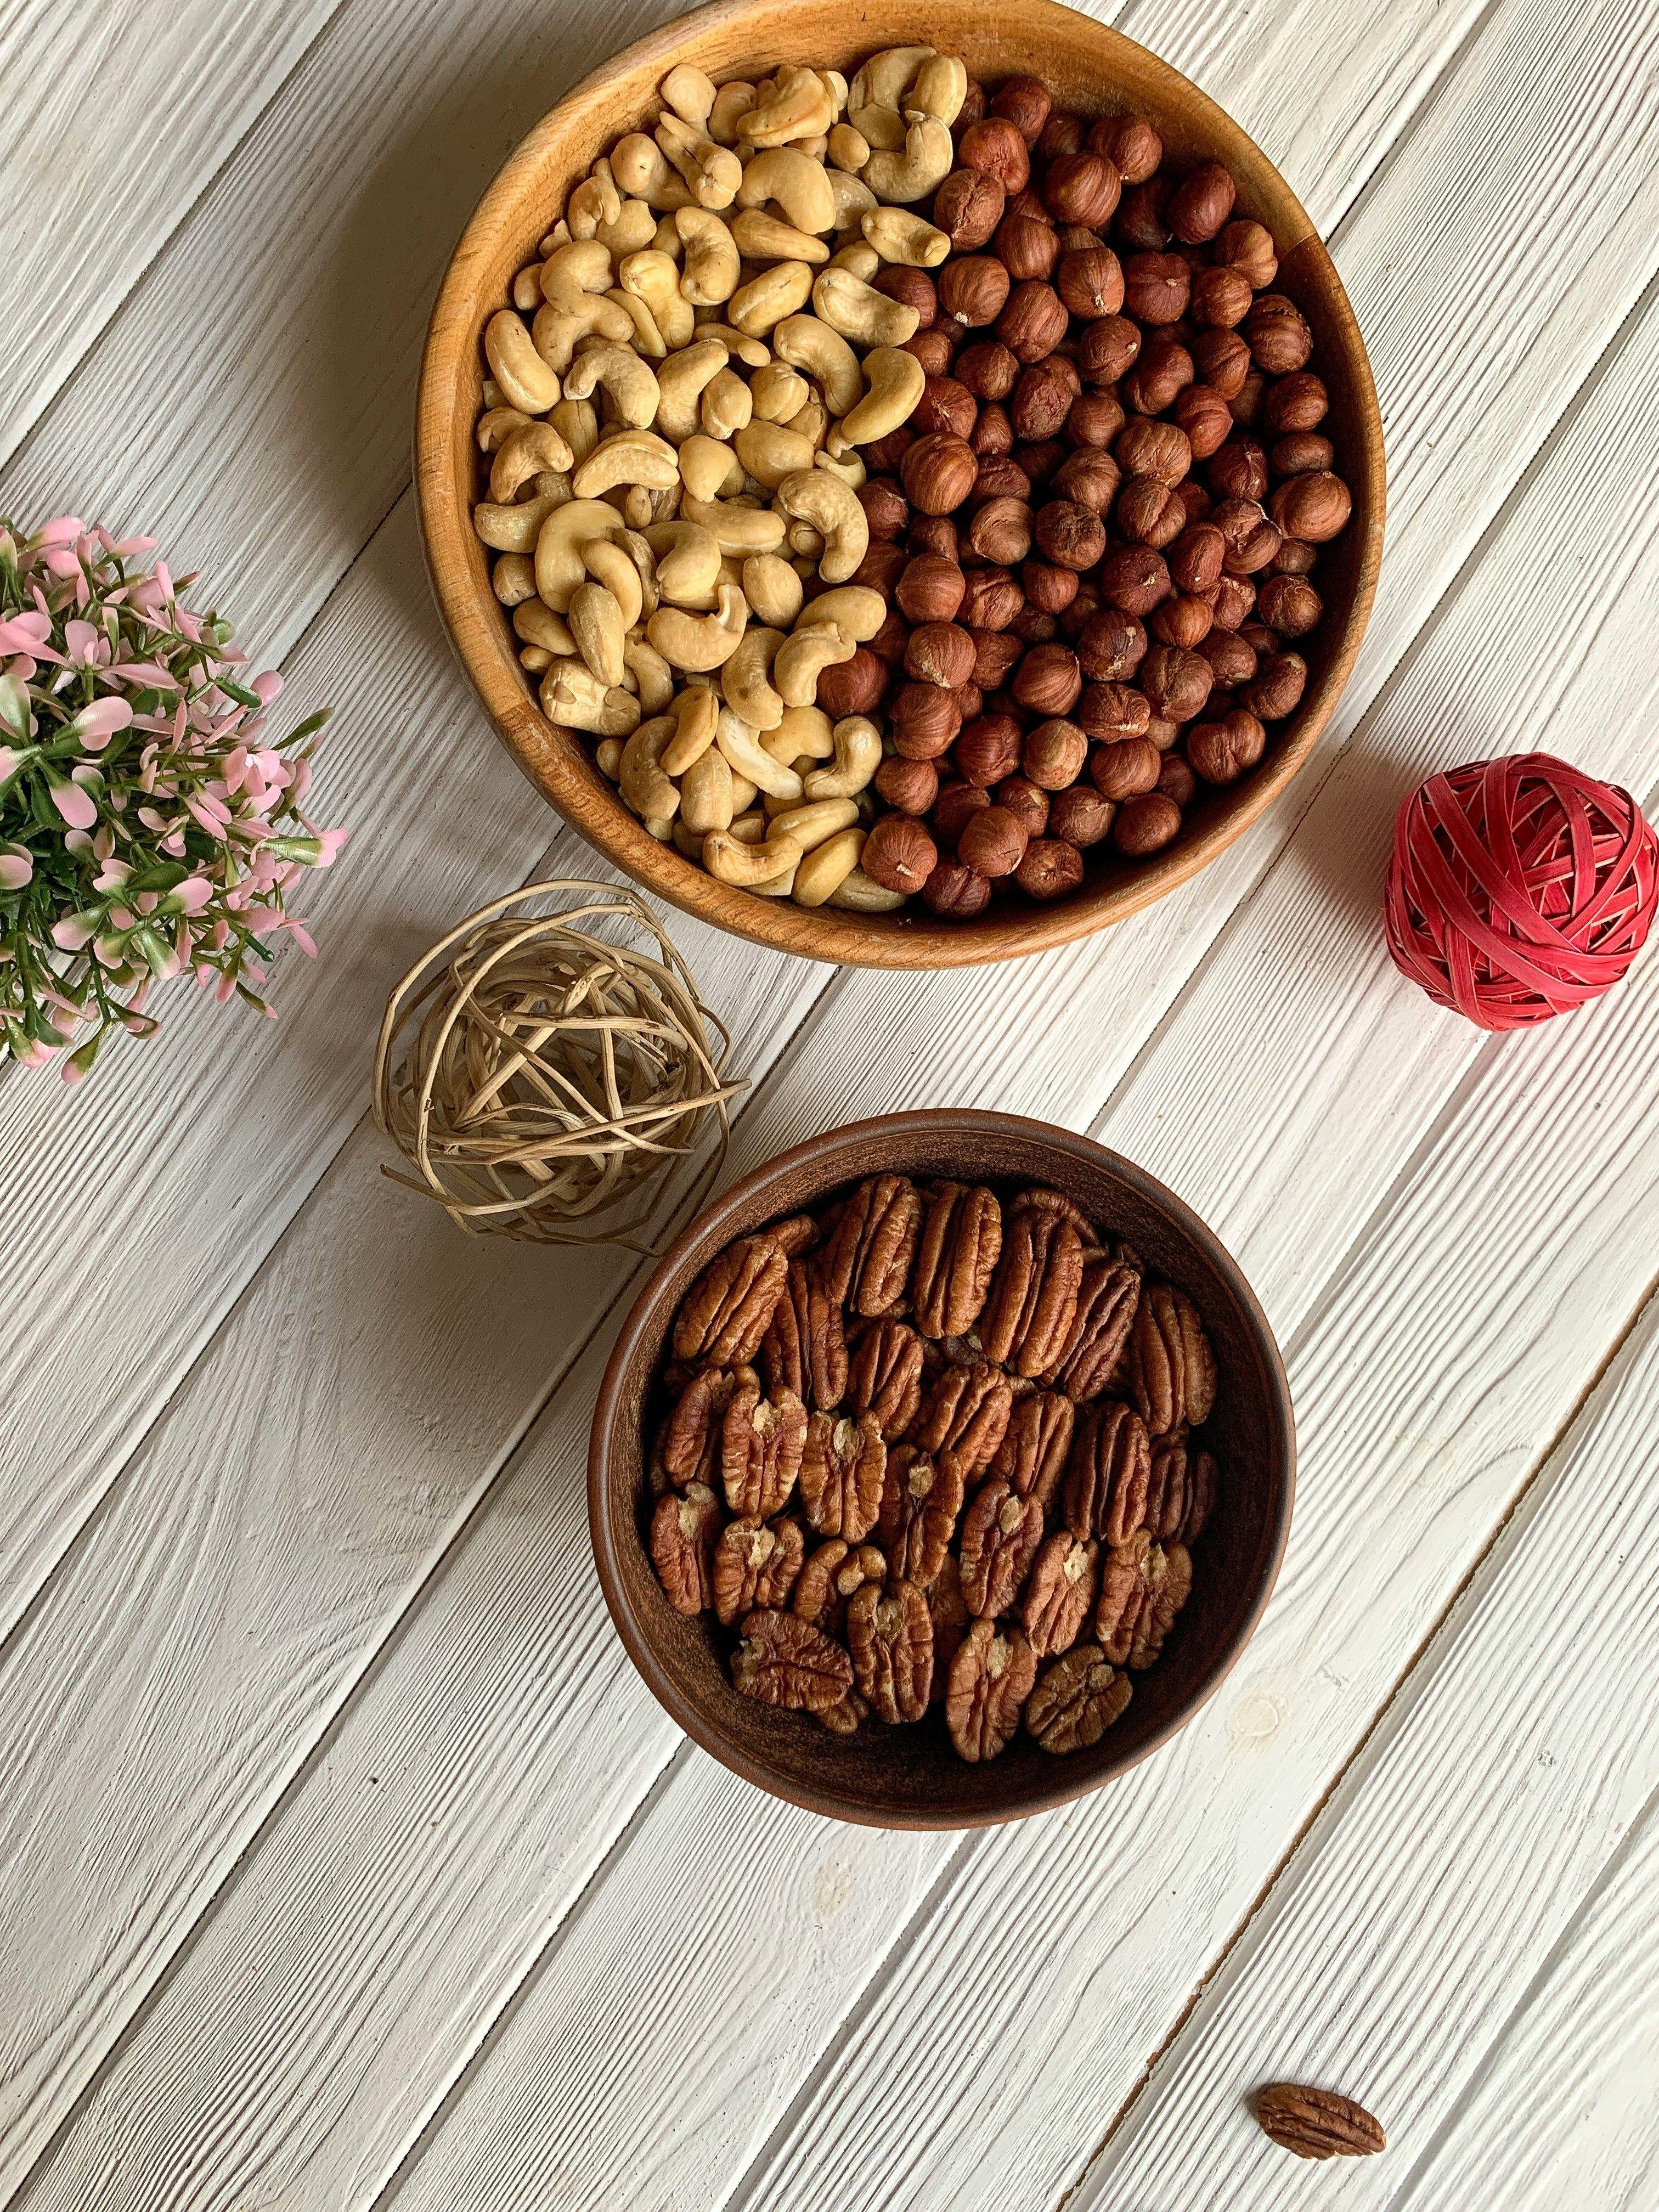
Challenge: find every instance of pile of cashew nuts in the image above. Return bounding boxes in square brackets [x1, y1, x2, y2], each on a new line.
[472, 47, 964, 910]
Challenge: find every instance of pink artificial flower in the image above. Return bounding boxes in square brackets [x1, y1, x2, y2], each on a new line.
[0, 844, 32, 890]
[46, 775, 98, 831]
[62, 696, 133, 751]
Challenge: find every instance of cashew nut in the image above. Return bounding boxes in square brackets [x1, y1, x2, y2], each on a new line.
[715, 708, 804, 801]
[771, 314, 862, 416]
[769, 796, 860, 851]
[562, 344, 662, 428]
[828, 122, 871, 173]
[804, 715, 882, 798]
[680, 493, 786, 556]
[618, 716, 680, 819]
[488, 419, 577, 502]
[679, 436, 744, 503]
[572, 427, 679, 497]
[567, 581, 627, 687]
[679, 744, 735, 833]
[533, 498, 624, 610]
[827, 865, 906, 911]
[730, 209, 831, 267]
[815, 447, 866, 490]
[583, 536, 644, 629]
[773, 467, 869, 582]
[792, 825, 866, 905]
[849, 46, 934, 114]
[660, 682, 721, 773]
[728, 261, 815, 337]
[472, 489, 565, 552]
[734, 419, 817, 489]
[838, 345, 926, 448]
[478, 405, 532, 453]
[690, 323, 770, 368]
[795, 585, 886, 641]
[862, 115, 953, 204]
[647, 520, 723, 606]
[484, 309, 562, 414]
[736, 149, 837, 235]
[646, 584, 747, 670]
[492, 552, 537, 605]
[828, 170, 878, 231]
[906, 54, 968, 127]
[791, 399, 830, 450]
[540, 657, 641, 736]
[774, 702, 835, 759]
[825, 239, 881, 281]
[741, 551, 805, 628]
[774, 623, 855, 707]
[701, 366, 752, 439]
[749, 362, 810, 423]
[623, 637, 675, 715]
[721, 625, 787, 730]
[567, 169, 621, 240]
[862, 207, 950, 267]
[618, 250, 695, 350]
[606, 287, 667, 358]
[788, 520, 825, 558]
[597, 197, 657, 258]
[848, 104, 908, 152]
[611, 134, 693, 209]
[514, 599, 577, 654]
[675, 208, 741, 304]
[661, 63, 716, 131]
[654, 340, 730, 443]
[595, 737, 625, 779]
[512, 264, 544, 312]
[656, 116, 743, 208]
[540, 240, 614, 311]
[724, 810, 771, 844]
[550, 396, 600, 465]
[531, 294, 635, 370]
[703, 827, 803, 889]
[811, 266, 919, 348]
[738, 65, 836, 147]
[708, 82, 757, 144]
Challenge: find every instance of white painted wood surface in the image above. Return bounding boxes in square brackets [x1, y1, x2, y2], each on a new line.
[2, 0, 1656, 2206]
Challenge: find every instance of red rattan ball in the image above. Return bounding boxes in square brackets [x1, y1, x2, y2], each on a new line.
[1384, 752, 1657, 1030]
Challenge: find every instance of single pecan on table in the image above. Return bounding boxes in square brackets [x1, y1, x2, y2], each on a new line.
[913, 1180, 1003, 1338]
[1255, 2082, 1386, 2160]
[1064, 1398, 1153, 1546]
[946, 1620, 1039, 1762]
[821, 1175, 923, 1317]
[1025, 1643, 1132, 1753]
[1096, 1528, 1193, 1668]
[849, 1579, 934, 1722]
[673, 1235, 789, 1367]
[731, 1609, 855, 1712]
[847, 1314, 926, 1439]
[763, 1259, 849, 1410]
[958, 1480, 1045, 1617]
[721, 1375, 808, 1518]
[712, 1516, 805, 1627]
[798, 1411, 887, 1541]
[792, 1538, 887, 1639]
[1022, 1531, 1101, 1657]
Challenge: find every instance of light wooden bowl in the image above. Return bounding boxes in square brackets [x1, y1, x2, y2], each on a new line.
[417, 0, 1385, 969]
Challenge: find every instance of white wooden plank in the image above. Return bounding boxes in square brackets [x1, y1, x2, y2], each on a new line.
[1073, 1291, 1659, 2209]
[0, 0, 341, 463]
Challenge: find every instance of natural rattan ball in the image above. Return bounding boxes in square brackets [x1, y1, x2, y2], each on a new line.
[373, 879, 742, 1246]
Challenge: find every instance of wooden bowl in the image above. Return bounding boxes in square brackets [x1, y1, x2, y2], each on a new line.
[417, 0, 1385, 970]
[589, 1112, 1294, 1828]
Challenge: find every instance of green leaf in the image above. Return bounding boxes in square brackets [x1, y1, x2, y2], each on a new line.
[0, 674, 30, 743]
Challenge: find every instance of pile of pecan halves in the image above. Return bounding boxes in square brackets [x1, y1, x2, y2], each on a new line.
[648, 1173, 1219, 1760]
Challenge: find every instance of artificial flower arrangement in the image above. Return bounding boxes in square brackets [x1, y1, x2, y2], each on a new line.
[0, 516, 343, 1081]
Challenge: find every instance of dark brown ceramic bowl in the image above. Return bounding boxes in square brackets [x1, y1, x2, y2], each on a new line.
[589, 1111, 1294, 1827]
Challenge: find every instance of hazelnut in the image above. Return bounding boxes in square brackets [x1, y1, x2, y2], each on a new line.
[1271, 431, 1336, 478]
[1051, 448, 1121, 516]
[959, 804, 1028, 878]
[1090, 736, 1161, 799]
[997, 773, 1052, 839]
[1169, 159, 1237, 244]
[1066, 389, 1128, 448]
[1077, 314, 1142, 385]
[877, 266, 939, 326]
[967, 495, 1036, 566]
[994, 211, 1060, 281]
[1192, 328, 1252, 400]
[902, 433, 979, 515]
[1013, 437, 1065, 488]
[1077, 681, 1151, 741]
[1173, 383, 1234, 460]
[955, 81, 988, 132]
[1012, 607, 1058, 645]
[1272, 535, 1318, 577]
[1115, 176, 1172, 251]
[815, 648, 887, 719]
[1098, 544, 1172, 617]
[905, 623, 978, 691]
[972, 401, 1015, 458]
[1269, 471, 1351, 543]
[1090, 114, 1161, 184]
[1151, 592, 1214, 649]
[874, 755, 940, 814]
[862, 815, 938, 895]
[868, 609, 911, 667]
[1230, 368, 1267, 425]
[852, 540, 910, 599]
[914, 374, 979, 442]
[997, 281, 1068, 363]
[1256, 573, 1322, 637]
[1213, 497, 1283, 574]
[1264, 371, 1329, 433]
[911, 514, 961, 561]
[1115, 417, 1192, 485]
[1187, 708, 1266, 784]
[972, 452, 1033, 506]
[1170, 521, 1226, 595]
[1023, 559, 1079, 614]
[1015, 837, 1085, 900]
[955, 341, 1019, 400]
[1121, 337, 1194, 416]
[1011, 641, 1082, 716]
[1122, 250, 1190, 324]
[957, 116, 1031, 194]
[935, 168, 1006, 252]
[1242, 650, 1308, 720]
[963, 568, 1025, 631]
[905, 327, 959, 378]
[1209, 437, 1269, 504]
[1004, 186, 1052, 223]
[1239, 618, 1278, 659]
[1243, 293, 1312, 374]
[1139, 642, 1214, 723]
[1113, 791, 1183, 855]
[1058, 580, 1101, 640]
[1035, 499, 1108, 571]
[1145, 713, 1181, 752]
[939, 256, 1013, 330]
[1214, 218, 1278, 290]
[1189, 264, 1254, 329]
[956, 679, 985, 723]
[891, 681, 964, 758]
[896, 554, 967, 625]
[1011, 358, 1080, 441]
[971, 628, 1023, 689]
[1044, 151, 1121, 228]
[1157, 751, 1197, 806]
[1114, 477, 1186, 550]
[1175, 479, 1213, 526]
[923, 855, 992, 918]
[1023, 716, 1088, 789]
[1036, 111, 1086, 162]
[1077, 607, 1148, 681]
[1052, 245, 1121, 321]
[1198, 627, 1257, 686]
[859, 479, 910, 542]
[991, 75, 1052, 142]
[932, 779, 992, 846]
[952, 712, 1024, 788]
[1047, 784, 1116, 847]
[865, 425, 917, 473]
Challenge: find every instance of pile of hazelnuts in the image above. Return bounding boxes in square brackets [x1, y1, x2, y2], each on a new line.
[830, 75, 1355, 916]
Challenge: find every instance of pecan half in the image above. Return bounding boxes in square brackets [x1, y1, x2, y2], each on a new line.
[820, 1175, 923, 1316]
[945, 1620, 1038, 1761]
[981, 1206, 1085, 1377]
[762, 1259, 848, 1411]
[989, 1388, 1075, 1507]
[816, 1688, 870, 1735]
[798, 1411, 886, 1541]
[1022, 1531, 1101, 1656]
[847, 1316, 924, 1440]
[1063, 1400, 1152, 1545]
[649, 1482, 723, 1615]
[721, 1376, 808, 1517]
[877, 1444, 966, 1585]
[912, 1361, 1014, 1485]
[958, 1480, 1045, 1617]
[926, 1553, 972, 1703]
[848, 1578, 934, 1720]
[1144, 1431, 1218, 1544]
[768, 1212, 819, 1257]
[1095, 1530, 1192, 1667]
[657, 1367, 741, 1489]
[712, 1515, 806, 1626]
[1255, 2084, 1386, 2160]
[1025, 1644, 1132, 1752]
[731, 1609, 854, 1711]
[673, 1235, 789, 1366]
[912, 1182, 1003, 1338]
[1125, 1282, 1217, 1434]
[1045, 1255, 1141, 1402]
[1009, 1186, 1096, 1239]
[792, 1538, 886, 1638]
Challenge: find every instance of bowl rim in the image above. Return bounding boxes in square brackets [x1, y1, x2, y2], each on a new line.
[588, 1108, 1297, 1828]
[415, 0, 1386, 972]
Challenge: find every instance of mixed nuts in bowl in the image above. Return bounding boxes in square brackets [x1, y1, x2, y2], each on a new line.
[589, 1111, 1294, 1827]
[417, 0, 1383, 967]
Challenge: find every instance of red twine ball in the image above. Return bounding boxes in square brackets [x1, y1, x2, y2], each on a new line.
[1384, 752, 1657, 1030]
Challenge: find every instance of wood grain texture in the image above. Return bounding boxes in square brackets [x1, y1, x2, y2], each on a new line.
[1074, 1290, 1659, 2208]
